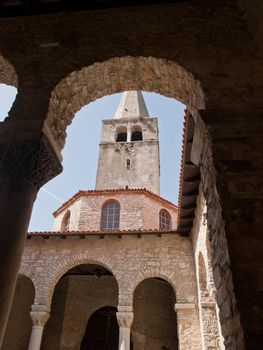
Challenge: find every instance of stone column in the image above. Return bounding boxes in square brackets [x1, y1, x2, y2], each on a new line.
[200, 301, 222, 349]
[28, 305, 50, 350]
[116, 306, 134, 350]
[0, 125, 62, 346]
[174, 303, 201, 350]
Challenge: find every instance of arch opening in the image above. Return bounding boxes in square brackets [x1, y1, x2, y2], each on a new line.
[46, 56, 205, 151]
[80, 306, 119, 350]
[131, 125, 143, 141]
[42, 263, 118, 350]
[116, 126, 128, 142]
[132, 277, 178, 350]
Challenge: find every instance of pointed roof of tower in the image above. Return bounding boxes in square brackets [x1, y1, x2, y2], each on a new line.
[114, 91, 149, 119]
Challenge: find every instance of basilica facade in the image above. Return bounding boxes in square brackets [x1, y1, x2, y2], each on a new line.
[3, 92, 224, 350]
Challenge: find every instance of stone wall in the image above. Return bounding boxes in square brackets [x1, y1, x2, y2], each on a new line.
[191, 189, 225, 350]
[192, 114, 245, 349]
[20, 234, 196, 308]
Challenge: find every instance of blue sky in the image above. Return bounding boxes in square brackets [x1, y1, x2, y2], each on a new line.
[0, 84, 184, 231]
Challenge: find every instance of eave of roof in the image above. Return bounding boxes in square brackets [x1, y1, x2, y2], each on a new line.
[176, 108, 200, 236]
[27, 229, 188, 239]
[53, 188, 177, 216]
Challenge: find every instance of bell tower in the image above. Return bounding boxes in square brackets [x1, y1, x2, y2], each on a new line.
[95, 91, 160, 194]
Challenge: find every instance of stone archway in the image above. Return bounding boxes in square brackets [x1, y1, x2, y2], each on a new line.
[2, 274, 35, 350]
[41, 263, 119, 350]
[45, 56, 205, 151]
[132, 277, 177, 350]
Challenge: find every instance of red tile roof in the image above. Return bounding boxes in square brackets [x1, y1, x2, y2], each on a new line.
[53, 187, 177, 216]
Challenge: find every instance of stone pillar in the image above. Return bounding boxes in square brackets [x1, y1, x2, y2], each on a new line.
[116, 306, 134, 350]
[28, 305, 50, 350]
[200, 301, 222, 349]
[0, 126, 62, 346]
[174, 303, 201, 350]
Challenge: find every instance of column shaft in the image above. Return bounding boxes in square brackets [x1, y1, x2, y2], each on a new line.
[0, 180, 36, 345]
[0, 131, 62, 346]
[28, 326, 44, 350]
[119, 327, 131, 350]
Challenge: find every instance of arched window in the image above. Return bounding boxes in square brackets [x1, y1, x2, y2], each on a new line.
[61, 210, 70, 231]
[116, 126, 127, 142]
[159, 209, 171, 230]
[101, 201, 120, 230]
[131, 125, 143, 141]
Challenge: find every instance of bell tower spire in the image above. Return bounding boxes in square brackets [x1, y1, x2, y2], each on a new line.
[96, 91, 160, 194]
[114, 91, 149, 119]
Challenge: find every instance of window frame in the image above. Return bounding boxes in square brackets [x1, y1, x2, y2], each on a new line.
[100, 200, 121, 230]
[159, 209, 171, 230]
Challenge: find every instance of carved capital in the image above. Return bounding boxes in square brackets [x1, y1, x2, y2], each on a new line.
[30, 311, 50, 327]
[116, 311, 134, 328]
[0, 133, 62, 191]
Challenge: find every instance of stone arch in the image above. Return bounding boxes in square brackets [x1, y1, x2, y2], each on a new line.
[132, 276, 178, 350]
[46, 56, 205, 151]
[34, 255, 121, 307]
[0, 54, 18, 88]
[126, 266, 177, 306]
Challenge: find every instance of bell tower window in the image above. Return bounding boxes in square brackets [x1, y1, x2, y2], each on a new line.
[116, 126, 127, 142]
[131, 126, 143, 141]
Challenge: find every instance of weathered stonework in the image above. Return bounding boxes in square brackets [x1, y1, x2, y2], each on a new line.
[195, 123, 245, 349]
[53, 190, 178, 232]
[46, 56, 204, 150]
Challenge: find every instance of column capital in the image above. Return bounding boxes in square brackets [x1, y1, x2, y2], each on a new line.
[116, 311, 134, 328]
[30, 311, 50, 328]
[30, 304, 50, 327]
[0, 131, 62, 191]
